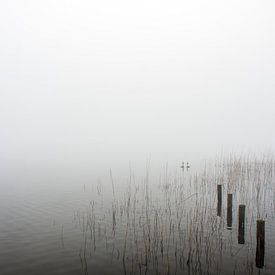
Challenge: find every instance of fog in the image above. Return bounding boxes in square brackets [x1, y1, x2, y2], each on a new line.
[1, 0, 275, 172]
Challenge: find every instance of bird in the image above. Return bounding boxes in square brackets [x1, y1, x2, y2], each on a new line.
[181, 162, 185, 170]
[186, 162, 190, 169]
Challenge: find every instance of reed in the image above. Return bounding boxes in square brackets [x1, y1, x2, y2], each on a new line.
[74, 153, 275, 274]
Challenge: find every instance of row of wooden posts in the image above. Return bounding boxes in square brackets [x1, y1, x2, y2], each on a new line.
[217, 184, 265, 269]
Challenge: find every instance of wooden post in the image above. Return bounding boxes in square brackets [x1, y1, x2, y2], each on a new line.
[238, 204, 245, 244]
[227, 193, 233, 229]
[256, 220, 265, 268]
[217, 184, 222, 216]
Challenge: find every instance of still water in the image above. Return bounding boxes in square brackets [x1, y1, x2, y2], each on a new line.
[0, 155, 274, 274]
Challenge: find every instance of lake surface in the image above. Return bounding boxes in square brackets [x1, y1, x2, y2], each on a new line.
[0, 155, 275, 274]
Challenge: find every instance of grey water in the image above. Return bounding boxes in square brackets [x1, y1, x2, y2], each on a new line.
[0, 155, 275, 275]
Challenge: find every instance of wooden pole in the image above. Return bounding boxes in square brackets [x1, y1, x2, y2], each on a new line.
[238, 204, 245, 244]
[256, 220, 265, 268]
[217, 184, 222, 216]
[227, 193, 233, 229]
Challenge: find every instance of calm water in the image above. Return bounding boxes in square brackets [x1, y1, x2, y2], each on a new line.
[0, 156, 275, 274]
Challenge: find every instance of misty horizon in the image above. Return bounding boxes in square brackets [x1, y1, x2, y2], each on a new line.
[0, 2, 275, 274]
[1, 1, 275, 170]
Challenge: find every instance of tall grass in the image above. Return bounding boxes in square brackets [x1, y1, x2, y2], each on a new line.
[74, 153, 275, 274]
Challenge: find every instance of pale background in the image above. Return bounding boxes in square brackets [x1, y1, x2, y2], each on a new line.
[1, 0, 275, 174]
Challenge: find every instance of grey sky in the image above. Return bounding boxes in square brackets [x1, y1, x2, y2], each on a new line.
[1, 1, 275, 169]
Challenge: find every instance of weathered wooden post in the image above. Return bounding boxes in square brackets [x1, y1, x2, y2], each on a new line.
[256, 220, 265, 268]
[227, 193, 233, 229]
[217, 184, 222, 216]
[238, 204, 245, 244]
